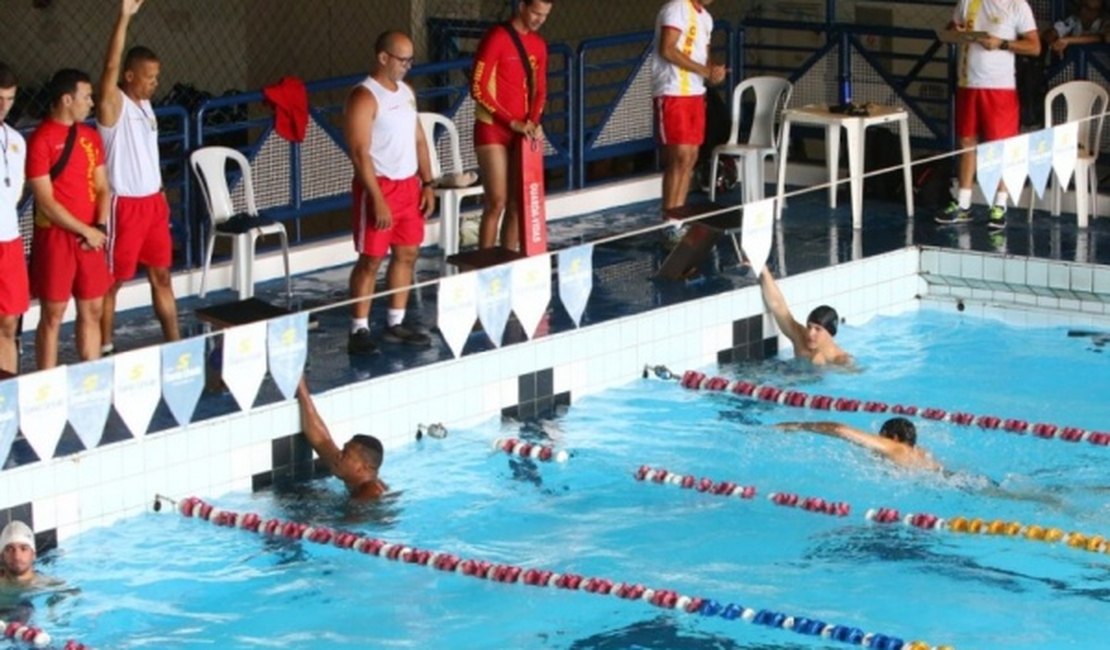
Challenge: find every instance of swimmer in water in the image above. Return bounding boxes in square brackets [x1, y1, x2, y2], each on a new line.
[759, 269, 851, 366]
[776, 417, 942, 471]
[296, 378, 388, 500]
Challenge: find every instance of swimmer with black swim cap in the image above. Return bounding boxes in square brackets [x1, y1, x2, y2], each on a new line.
[776, 417, 941, 471]
[760, 269, 851, 366]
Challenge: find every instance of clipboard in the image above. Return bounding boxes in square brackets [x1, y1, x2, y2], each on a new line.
[935, 28, 988, 44]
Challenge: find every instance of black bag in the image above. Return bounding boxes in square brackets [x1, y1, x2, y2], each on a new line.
[863, 126, 904, 202]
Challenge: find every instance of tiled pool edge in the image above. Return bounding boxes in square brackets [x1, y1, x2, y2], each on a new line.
[0, 248, 923, 547]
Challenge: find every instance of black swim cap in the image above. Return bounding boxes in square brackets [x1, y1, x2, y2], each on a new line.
[806, 305, 839, 337]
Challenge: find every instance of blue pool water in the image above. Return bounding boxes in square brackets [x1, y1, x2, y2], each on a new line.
[9, 308, 1110, 649]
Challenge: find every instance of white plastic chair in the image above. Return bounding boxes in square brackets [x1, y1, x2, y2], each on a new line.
[190, 146, 291, 300]
[418, 112, 484, 256]
[708, 76, 793, 204]
[1028, 80, 1107, 228]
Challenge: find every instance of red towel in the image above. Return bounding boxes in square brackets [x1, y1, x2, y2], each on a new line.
[262, 76, 308, 143]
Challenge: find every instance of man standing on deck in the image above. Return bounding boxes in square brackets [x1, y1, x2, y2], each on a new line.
[0, 63, 30, 376]
[651, 0, 727, 215]
[344, 31, 436, 355]
[97, 0, 180, 355]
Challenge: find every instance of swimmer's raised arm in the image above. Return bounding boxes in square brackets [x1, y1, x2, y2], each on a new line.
[760, 269, 807, 352]
[295, 378, 342, 472]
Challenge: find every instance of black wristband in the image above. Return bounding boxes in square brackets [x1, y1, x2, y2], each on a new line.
[422, 180, 435, 188]
[1000, 40, 1010, 51]
[95, 223, 107, 232]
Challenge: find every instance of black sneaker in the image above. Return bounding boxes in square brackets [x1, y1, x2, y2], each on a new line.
[934, 200, 972, 224]
[382, 323, 432, 348]
[347, 328, 378, 356]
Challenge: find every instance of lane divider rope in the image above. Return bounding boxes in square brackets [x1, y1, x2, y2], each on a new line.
[672, 370, 1110, 448]
[635, 465, 1109, 557]
[175, 496, 952, 650]
[492, 438, 569, 463]
[1, 619, 90, 649]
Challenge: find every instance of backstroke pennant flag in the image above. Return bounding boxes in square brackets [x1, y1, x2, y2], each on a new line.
[161, 337, 206, 426]
[1027, 128, 1054, 200]
[114, 347, 162, 438]
[1051, 121, 1078, 190]
[67, 358, 114, 450]
[223, 322, 268, 411]
[557, 244, 593, 327]
[0, 379, 19, 467]
[18, 367, 68, 460]
[477, 265, 513, 347]
[975, 140, 1004, 205]
[437, 271, 479, 358]
[510, 253, 552, 340]
[1001, 134, 1030, 205]
[740, 198, 774, 277]
[267, 312, 309, 399]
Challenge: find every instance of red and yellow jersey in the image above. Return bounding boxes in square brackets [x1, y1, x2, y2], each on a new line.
[27, 119, 105, 227]
[471, 24, 548, 127]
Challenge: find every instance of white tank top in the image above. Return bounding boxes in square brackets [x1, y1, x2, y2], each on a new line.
[0, 124, 26, 242]
[98, 94, 162, 197]
[360, 76, 417, 180]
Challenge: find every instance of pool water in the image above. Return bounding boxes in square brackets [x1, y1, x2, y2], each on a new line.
[12, 308, 1110, 649]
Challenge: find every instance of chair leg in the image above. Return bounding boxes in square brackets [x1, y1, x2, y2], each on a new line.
[279, 230, 292, 304]
[199, 232, 217, 298]
[708, 155, 720, 202]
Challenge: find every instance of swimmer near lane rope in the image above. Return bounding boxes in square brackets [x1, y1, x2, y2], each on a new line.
[165, 495, 953, 650]
[646, 365, 1110, 449]
[634, 466, 1110, 558]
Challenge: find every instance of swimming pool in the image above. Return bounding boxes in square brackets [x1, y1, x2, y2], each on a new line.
[14, 308, 1108, 649]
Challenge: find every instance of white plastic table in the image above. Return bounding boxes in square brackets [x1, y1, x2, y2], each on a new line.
[774, 104, 914, 228]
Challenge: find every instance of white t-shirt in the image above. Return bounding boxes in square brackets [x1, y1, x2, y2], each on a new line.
[359, 76, 418, 180]
[953, 0, 1037, 89]
[98, 94, 163, 197]
[0, 123, 26, 242]
[651, 0, 714, 97]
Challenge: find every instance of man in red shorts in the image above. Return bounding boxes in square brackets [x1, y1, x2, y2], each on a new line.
[344, 31, 436, 355]
[97, 0, 179, 356]
[936, 0, 1039, 227]
[471, 0, 553, 250]
[652, 0, 726, 214]
[26, 69, 112, 369]
[0, 63, 29, 376]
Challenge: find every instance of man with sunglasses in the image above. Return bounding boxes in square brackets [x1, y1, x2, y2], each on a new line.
[343, 31, 436, 355]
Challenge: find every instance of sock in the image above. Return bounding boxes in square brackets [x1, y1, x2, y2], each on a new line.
[101, 343, 114, 355]
[350, 318, 369, 334]
[957, 189, 972, 210]
[994, 191, 1008, 208]
[387, 309, 405, 328]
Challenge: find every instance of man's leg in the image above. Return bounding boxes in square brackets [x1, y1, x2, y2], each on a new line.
[662, 143, 699, 210]
[349, 254, 385, 322]
[0, 315, 18, 375]
[476, 144, 510, 249]
[100, 282, 122, 352]
[501, 152, 522, 250]
[147, 266, 180, 342]
[75, 297, 104, 361]
[35, 300, 69, 370]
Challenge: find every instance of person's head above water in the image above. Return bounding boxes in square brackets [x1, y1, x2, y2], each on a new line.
[344, 434, 384, 471]
[806, 305, 839, 337]
[879, 417, 917, 447]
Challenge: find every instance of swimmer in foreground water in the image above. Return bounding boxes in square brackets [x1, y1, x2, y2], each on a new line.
[776, 417, 942, 471]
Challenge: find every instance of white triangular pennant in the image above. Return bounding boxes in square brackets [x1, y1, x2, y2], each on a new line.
[975, 140, 1005, 205]
[222, 322, 268, 411]
[1051, 122, 1078, 190]
[18, 367, 68, 460]
[437, 272, 478, 358]
[67, 358, 114, 450]
[113, 347, 161, 438]
[509, 254, 552, 340]
[557, 245, 594, 327]
[1001, 134, 1029, 205]
[476, 265, 513, 348]
[741, 199, 774, 277]
[1027, 129, 1054, 200]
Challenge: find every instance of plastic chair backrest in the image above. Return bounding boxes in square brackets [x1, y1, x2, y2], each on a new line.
[727, 76, 794, 149]
[1044, 80, 1108, 157]
[189, 146, 259, 225]
[418, 112, 465, 179]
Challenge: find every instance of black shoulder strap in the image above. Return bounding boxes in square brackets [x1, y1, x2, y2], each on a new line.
[49, 124, 78, 181]
[501, 22, 535, 115]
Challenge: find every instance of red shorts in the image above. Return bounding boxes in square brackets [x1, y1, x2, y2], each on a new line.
[30, 226, 112, 303]
[655, 95, 707, 147]
[108, 192, 173, 281]
[352, 176, 424, 258]
[955, 88, 1019, 142]
[0, 238, 30, 317]
[475, 120, 515, 148]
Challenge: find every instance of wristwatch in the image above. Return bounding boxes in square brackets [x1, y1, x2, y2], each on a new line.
[999, 40, 1010, 51]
